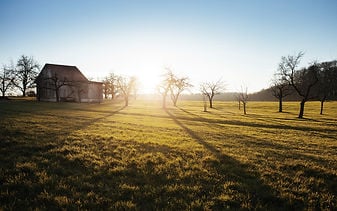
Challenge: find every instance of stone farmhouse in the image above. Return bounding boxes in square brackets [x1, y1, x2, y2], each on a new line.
[35, 64, 103, 103]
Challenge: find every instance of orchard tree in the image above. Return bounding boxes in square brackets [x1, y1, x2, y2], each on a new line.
[238, 86, 249, 115]
[116, 75, 136, 106]
[200, 79, 225, 108]
[36, 72, 68, 102]
[235, 93, 241, 110]
[316, 60, 337, 115]
[170, 76, 192, 106]
[279, 52, 319, 118]
[0, 63, 15, 97]
[158, 69, 175, 109]
[14, 55, 40, 96]
[102, 77, 111, 99]
[270, 73, 292, 112]
[130, 76, 139, 100]
[102, 73, 117, 99]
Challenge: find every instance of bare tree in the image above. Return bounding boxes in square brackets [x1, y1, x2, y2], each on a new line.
[235, 93, 241, 110]
[316, 60, 337, 115]
[49, 74, 68, 102]
[238, 86, 249, 115]
[130, 76, 139, 100]
[13, 55, 40, 96]
[102, 73, 117, 100]
[271, 73, 292, 112]
[202, 94, 207, 112]
[170, 76, 192, 106]
[0, 63, 15, 97]
[73, 82, 86, 103]
[279, 52, 319, 118]
[200, 79, 225, 108]
[102, 77, 111, 99]
[116, 75, 136, 106]
[36, 72, 68, 102]
[158, 69, 175, 109]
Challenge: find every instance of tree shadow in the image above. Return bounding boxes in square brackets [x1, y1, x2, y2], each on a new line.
[204, 111, 337, 134]
[35, 105, 127, 138]
[164, 108, 291, 209]
[2, 102, 336, 210]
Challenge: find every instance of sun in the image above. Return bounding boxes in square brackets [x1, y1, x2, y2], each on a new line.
[135, 69, 162, 94]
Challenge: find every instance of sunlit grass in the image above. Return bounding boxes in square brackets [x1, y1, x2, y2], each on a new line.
[0, 99, 336, 209]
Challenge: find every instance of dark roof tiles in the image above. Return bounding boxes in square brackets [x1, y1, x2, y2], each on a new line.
[42, 63, 88, 82]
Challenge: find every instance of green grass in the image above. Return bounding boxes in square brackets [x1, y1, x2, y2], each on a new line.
[1, 99, 336, 210]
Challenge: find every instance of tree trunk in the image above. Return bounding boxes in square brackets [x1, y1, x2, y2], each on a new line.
[56, 89, 60, 102]
[111, 86, 115, 99]
[243, 102, 247, 115]
[125, 96, 129, 106]
[320, 100, 325, 115]
[104, 90, 108, 99]
[173, 96, 177, 107]
[298, 100, 305, 118]
[162, 94, 167, 109]
[209, 96, 213, 108]
[22, 87, 26, 97]
[203, 95, 207, 112]
[279, 97, 283, 112]
[1, 80, 5, 97]
[238, 100, 241, 110]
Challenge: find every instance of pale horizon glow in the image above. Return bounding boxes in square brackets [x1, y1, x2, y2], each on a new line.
[1, 0, 337, 94]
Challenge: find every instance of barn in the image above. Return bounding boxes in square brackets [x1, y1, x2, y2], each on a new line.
[35, 64, 103, 103]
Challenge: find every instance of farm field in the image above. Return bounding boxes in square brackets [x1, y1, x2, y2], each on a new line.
[0, 99, 336, 210]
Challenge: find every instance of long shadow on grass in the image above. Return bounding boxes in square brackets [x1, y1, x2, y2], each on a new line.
[164, 108, 291, 209]
[175, 108, 337, 209]
[3, 132, 280, 210]
[119, 109, 337, 135]
[1, 119, 195, 209]
[37, 105, 126, 138]
[178, 108, 335, 166]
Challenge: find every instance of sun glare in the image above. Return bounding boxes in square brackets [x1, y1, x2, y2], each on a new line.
[124, 44, 170, 94]
[137, 71, 161, 94]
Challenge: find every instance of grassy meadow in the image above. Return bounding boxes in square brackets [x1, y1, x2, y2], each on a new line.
[0, 98, 336, 210]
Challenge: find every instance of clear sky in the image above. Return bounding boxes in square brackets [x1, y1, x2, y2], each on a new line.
[1, 0, 337, 93]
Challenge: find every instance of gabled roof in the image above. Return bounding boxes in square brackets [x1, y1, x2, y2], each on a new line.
[36, 63, 89, 82]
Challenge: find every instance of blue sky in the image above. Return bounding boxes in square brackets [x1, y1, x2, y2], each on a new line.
[1, 0, 337, 93]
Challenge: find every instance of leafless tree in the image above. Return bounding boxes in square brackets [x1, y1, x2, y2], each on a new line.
[279, 52, 319, 118]
[238, 86, 248, 115]
[116, 75, 136, 106]
[102, 77, 111, 99]
[270, 73, 292, 112]
[39, 72, 68, 102]
[130, 76, 139, 100]
[316, 60, 337, 115]
[0, 63, 15, 97]
[158, 69, 175, 109]
[202, 94, 207, 112]
[13, 55, 40, 96]
[170, 76, 192, 107]
[73, 82, 86, 103]
[102, 73, 117, 99]
[200, 79, 225, 108]
[235, 93, 241, 110]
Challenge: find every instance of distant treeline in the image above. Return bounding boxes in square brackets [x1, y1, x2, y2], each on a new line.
[249, 87, 301, 101]
[177, 88, 337, 102]
[179, 92, 238, 101]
